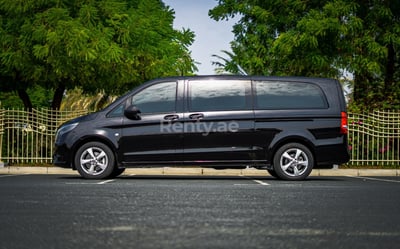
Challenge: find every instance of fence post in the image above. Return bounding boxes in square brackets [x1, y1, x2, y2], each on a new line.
[0, 107, 4, 167]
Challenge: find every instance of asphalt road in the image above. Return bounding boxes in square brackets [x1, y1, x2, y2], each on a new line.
[0, 174, 400, 249]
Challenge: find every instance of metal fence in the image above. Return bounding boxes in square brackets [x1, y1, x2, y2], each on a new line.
[0, 108, 4, 165]
[0, 108, 399, 167]
[348, 110, 400, 167]
[0, 108, 89, 164]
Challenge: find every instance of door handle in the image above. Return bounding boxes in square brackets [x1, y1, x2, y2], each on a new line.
[164, 114, 179, 121]
[189, 113, 204, 120]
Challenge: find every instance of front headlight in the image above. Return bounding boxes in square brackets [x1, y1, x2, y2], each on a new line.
[55, 122, 79, 141]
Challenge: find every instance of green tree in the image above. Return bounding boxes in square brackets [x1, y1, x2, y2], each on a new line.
[212, 50, 247, 75]
[0, 0, 197, 110]
[210, 0, 400, 109]
[0, 80, 53, 109]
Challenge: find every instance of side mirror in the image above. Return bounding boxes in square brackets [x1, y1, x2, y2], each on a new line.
[124, 105, 141, 120]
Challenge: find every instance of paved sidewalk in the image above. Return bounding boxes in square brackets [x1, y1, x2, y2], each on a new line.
[0, 166, 399, 177]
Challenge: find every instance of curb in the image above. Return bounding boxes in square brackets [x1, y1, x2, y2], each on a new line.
[0, 166, 399, 177]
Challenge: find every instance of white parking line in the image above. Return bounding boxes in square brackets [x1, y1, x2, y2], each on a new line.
[239, 176, 270, 186]
[252, 179, 270, 186]
[97, 179, 116, 185]
[0, 175, 16, 178]
[346, 175, 400, 183]
[65, 179, 116, 185]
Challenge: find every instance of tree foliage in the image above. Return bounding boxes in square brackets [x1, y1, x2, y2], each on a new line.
[60, 87, 118, 111]
[0, 85, 53, 109]
[0, 0, 197, 110]
[210, 0, 400, 109]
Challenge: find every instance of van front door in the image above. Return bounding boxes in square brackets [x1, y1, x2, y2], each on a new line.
[119, 81, 184, 165]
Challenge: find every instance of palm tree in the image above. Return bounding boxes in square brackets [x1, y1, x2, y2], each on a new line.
[212, 50, 247, 75]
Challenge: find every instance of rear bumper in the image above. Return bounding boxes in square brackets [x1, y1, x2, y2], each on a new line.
[314, 144, 350, 167]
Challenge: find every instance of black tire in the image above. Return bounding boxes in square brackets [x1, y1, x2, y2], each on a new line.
[267, 169, 279, 178]
[273, 143, 314, 181]
[74, 142, 116, 179]
[111, 168, 126, 178]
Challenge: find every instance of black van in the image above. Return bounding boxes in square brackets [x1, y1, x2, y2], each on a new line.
[53, 76, 350, 180]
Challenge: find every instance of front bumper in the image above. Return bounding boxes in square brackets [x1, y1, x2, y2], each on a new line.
[53, 144, 73, 169]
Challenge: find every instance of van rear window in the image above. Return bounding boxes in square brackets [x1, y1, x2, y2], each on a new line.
[254, 81, 328, 109]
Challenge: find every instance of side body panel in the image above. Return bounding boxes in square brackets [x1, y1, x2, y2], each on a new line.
[251, 78, 350, 167]
[53, 76, 350, 170]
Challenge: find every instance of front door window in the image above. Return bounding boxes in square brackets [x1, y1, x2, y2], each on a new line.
[131, 82, 177, 114]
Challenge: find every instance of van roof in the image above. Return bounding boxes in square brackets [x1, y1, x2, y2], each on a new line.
[149, 75, 337, 85]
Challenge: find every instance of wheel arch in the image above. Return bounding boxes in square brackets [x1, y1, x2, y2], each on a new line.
[267, 135, 316, 165]
[70, 135, 119, 170]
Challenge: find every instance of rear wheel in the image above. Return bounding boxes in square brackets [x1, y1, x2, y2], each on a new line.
[273, 143, 313, 181]
[74, 142, 115, 179]
[111, 168, 126, 178]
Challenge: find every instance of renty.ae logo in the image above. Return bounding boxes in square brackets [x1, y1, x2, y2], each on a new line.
[160, 120, 240, 136]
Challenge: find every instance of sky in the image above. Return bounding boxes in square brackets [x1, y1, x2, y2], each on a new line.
[163, 0, 239, 75]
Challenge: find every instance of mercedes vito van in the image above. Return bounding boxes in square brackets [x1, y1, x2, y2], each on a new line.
[53, 76, 350, 180]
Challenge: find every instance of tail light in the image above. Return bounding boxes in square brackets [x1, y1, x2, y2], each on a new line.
[340, 112, 348, 134]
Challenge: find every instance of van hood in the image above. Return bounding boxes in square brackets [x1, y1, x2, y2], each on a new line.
[61, 112, 98, 126]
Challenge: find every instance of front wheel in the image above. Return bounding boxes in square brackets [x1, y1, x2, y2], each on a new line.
[273, 143, 314, 181]
[267, 169, 278, 178]
[74, 142, 116, 179]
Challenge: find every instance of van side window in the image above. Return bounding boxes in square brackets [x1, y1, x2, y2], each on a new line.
[254, 81, 328, 109]
[130, 82, 176, 114]
[188, 80, 249, 112]
[107, 104, 124, 118]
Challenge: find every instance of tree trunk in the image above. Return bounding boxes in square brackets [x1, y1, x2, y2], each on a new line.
[353, 73, 368, 104]
[17, 89, 33, 111]
[384, 43, 395, 95]
[51, 85, 65, 110]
